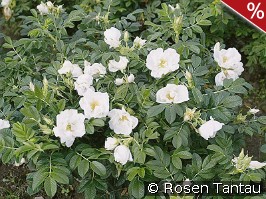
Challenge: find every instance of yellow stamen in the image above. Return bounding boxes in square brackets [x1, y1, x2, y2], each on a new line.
[90, 101, 99, 110]
[159, 59, 167, 68]
[120, 115, 129, 121]
[166, 93, 174, 100]
[66, 123, 72, 131]
[223, 56, 228, 63]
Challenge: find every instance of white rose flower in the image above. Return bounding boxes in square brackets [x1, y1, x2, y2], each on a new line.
[84, 61, 106, 77]
[156, 84, 189, 104]
[146, 48, 180, 78]
[169, 3, 180, 11]
[29, 82, 35, 91]
[115, 78, 124, 86]
[37, 2, 49, 15]
[231, 62, 244, 76]
[248, 161, 266, 170]
[198, 117, 224, 140]
[14, 158, 26, 167]
[0, 119, 10, 130]
[214, 42, 242, 68]
[57, 5, 63, 12]
[46, 1, 54, 8]
[105, 137, 119, 150]
[74, 74, 94, 96]
[249, 108, 260, 115]
[233, 157, 266, 170]
[126, 74, 135, 83]
[183, 108, 197, 122]
[215, 72, 226, 86]
[108, 56, 129, 72]
[133, 37, 146, 48]
[79, 90, 109, 119]
[213, 42, 244, 85]
[114, 145, 133, 165]
[3, 6, 12, 20]
[104, 27, 121, 48]
[1, 0, 11, 7]
[53, 109, 86, 147]
[58, 60, 82, 78]
[215, 70, 239, 86]
[71, 65, 83, 78]
[108, 108, 138, 135]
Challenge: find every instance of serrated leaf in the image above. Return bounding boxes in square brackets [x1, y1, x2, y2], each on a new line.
[258, 116, 266, 124]
[114, 84, 129, 100]
[21, 106, 40, 122]
[192, 88, 203, 104]
[129, 178, 144, 199]
[51, 172, 69, 184]
[222, 96, 242, 108]
[32, 170, 49, 190]
[84, 182, 96, 199]
[147, 104, 166, 117]
[44, 177, 57, 197]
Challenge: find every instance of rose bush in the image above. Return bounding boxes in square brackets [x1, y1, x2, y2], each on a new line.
[0, 0, 266, 198]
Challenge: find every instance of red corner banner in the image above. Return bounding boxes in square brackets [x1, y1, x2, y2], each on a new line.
[222, 0, 266, 33]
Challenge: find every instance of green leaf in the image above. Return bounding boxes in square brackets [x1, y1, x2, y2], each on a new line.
[69, 155, 81, 170]
[32, 170, 49, 190]
[258, 116, 266, 124]
[12, 122, 35, 142]
[192, 25, 203, 33]
[127, 167, 140, 181]
[172, 155, 182, 169]
[91, 161, 106, 176]
[249, 173, 262, 182]
[175, 151, 192, 159]
[84, 182, 96, 199]
[198, 20, 212, 26]
[50, 172, 69, 184]
[86, 123, 94, 134]
[202, 156, 217, 170]
[129, 178, 144, 199]
[147, 104, 166, 117]
[21, 106, 40, 122]
[78, 160, 90, 178]
[91, 119, 105, 127]
[192, 88, 203, 104]
[207, 145, 224, 154]
[222, 96, 242, 108]
[187, 44, 200, 54]
[165, 106, 176, 124]
[114, 84, 129, 100]
[44, 177, 57, 197]
[260, 144, 266, 153]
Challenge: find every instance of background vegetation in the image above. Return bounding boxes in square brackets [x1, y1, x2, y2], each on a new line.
[0, 0, 265, 198]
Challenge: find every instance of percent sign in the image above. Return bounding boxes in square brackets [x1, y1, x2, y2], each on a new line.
[247, 2, 265, 19]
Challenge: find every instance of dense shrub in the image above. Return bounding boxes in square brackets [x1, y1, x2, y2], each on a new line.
[0, 0, 266, 198]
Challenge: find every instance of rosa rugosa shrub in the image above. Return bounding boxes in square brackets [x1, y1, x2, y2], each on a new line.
[0, 1, 266, 198]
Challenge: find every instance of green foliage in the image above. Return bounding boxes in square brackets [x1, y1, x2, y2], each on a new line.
[0, 0, 265, 199]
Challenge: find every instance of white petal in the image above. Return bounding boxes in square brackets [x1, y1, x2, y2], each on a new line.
[249, 161, 266, 170]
